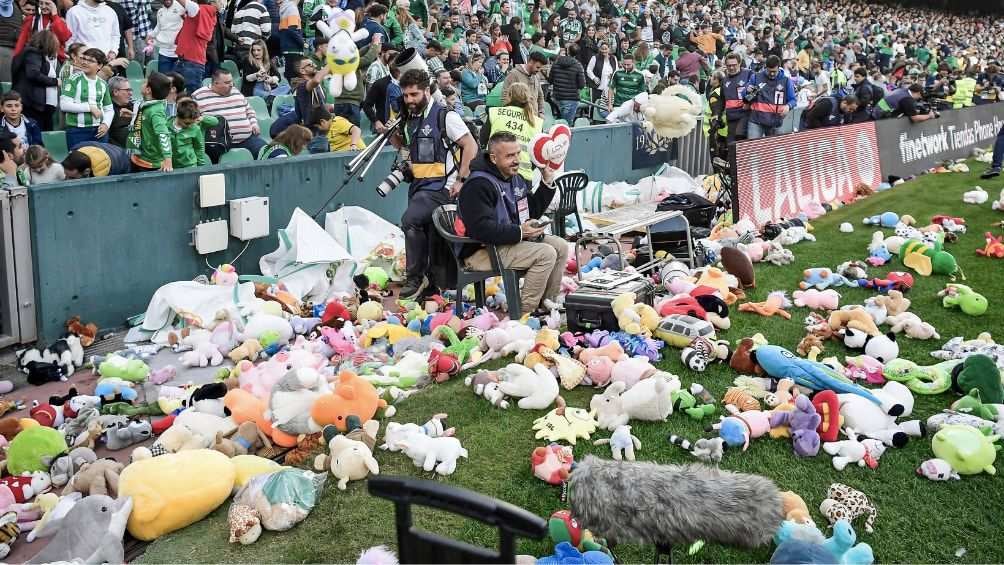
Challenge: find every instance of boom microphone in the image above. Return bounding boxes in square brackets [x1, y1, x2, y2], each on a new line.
[394, 48, 429, 76]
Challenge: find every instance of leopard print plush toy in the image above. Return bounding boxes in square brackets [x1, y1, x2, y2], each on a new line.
[819, 483, 877, 533]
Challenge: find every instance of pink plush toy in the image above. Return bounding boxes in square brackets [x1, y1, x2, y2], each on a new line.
[578, 341, 626, 365]
[237, 359, 291, 400]
[742, 240, 772, 263]
[792, 289, 840, 310]
[317, 326, 357, 356]
[531, 443, 573, 485]
[585, 357, 615, 386]
[609, 357, 657, 389]
[466, 311, 500, 332]
[801, 201, 826, 219]
[843, 355, 886, 385]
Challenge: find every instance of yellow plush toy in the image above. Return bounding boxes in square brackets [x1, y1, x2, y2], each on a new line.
[611, 292, 659, 337]
[119, 449, 236, 540]
[361, 323, 418, 347]
[324, 8, 370, 97]
[523, 329, 561, 370]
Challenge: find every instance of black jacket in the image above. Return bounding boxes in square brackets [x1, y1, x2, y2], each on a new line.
[11, 47, 58, 112]
[549, 55, 586, 101]
[362, 74, 392, 127]
[457, 155, 555, 259]
[238, 55, 282, 97]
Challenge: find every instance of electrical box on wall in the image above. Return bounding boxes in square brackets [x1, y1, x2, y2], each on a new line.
[229, 197, 270, 240]
[199, 174, 226, 207]
[192, 220, 229, 254]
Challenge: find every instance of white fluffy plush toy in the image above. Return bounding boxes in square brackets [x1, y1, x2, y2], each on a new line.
[993, 189, 1004, 210]
[319, 7, 370, 97]
[963, 186, 989, 204]
[640, 85, 705, 139]
[396, 434, 468, 476]
[498, 363, 560, 410]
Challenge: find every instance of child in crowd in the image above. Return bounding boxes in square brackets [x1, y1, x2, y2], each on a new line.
[58, 43, 86, 85]
[306, 105, 332, 153]
[171, 98, 216, 169]
[60, 47, 114, 149]
[327, 109, 366, 152]
[25, 146, 64, 184]
[277, 0, 304, 81]
[127, 72, 174, 172]
[259, 124, 313, 159]
[0, 92, 43, 148]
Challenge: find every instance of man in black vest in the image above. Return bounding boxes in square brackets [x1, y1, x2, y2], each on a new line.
[457, 131, 565, 316]
[801, 94, 858, 130]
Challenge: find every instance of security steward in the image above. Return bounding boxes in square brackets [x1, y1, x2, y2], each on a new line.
[801, 94, 859, 130]
[478, 81, 542, 182]
[392, 69, 479, 301]
[457, 131, 566, 317]
[952, 68, 977, 109]
[873, 83, 937, 123]
[747, 55, 795, 139]
[704, 70, 729, 159]
[721, 52, 753, 141]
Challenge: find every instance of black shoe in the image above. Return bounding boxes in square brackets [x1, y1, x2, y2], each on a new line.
[981, 167, 1001, 179]
[399, 275, 429, 301]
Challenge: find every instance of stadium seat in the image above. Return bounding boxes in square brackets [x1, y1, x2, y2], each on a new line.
[473, 104, 486, 121]
[145, 59, 158, 77]
[126, 60, 144, 80]
[42, 131, 68, 161]
[220, 148, 255, 164]
[271, 95, 295, 119]
[221, 59, 239, 78]
[129, 79, 145, 94]
[258, 117, 273, 140]
[0, 82, 9, 94]
[462, 106, 474, 119]
[574, 117, 591, 128]
[555, 119, 569, 126]
[202, 77, 213, 88]
[360, 113, 372, 133]
[248, 96, 269, 120]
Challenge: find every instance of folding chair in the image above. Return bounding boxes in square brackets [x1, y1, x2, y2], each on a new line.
[432, 204, 524, 319]
[368, 475, 548, 564]
[550, 171, 589, 238]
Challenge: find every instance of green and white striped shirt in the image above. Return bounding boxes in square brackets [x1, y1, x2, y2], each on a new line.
[60, 74, 113, 128]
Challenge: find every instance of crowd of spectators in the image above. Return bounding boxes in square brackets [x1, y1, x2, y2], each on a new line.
[0, 0, 1002, 185]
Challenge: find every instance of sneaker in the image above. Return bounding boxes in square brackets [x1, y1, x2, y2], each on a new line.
[399, 275, 429, 301]
[981, 167, 1001, 179]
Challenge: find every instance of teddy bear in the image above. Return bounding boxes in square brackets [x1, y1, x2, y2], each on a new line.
[61, 459, 124, 498]
[828, 307, 880, 336]
[132, 424, 210, 460]
[781, 491, 814, 526]
[589, 374, 678, 431]
[611, 292, 659, 337]
[313, 420, 380, 490]
[44, 447, 97, 488]
[822, 428, 887, 470]
[885, 312, 939, 340]
[872, 290, 911, 317]
[498, 364, 560, 410]
[228, 339, 263, 364]
[640, 85, 704, 139]
[212, 422, 273, 457]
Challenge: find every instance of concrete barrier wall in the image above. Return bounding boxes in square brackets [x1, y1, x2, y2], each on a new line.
[30, 123, 656, 340]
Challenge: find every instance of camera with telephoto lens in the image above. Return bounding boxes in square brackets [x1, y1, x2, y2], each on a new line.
[375, 162, 413, 197]
[742, 83, 761, 105]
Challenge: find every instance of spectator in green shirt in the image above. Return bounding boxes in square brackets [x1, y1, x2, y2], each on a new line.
[608, 53, 645, 111]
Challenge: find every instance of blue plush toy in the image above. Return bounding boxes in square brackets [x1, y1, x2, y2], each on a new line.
[751, 345, 905, 416]
[771, 540, 838, 564]
[580, 257, 603, 273]
[537, 542, 613, 565]
[799, 268, 851, 290]
[772, 519, 872, 565]
[862, 212, 899, 228]
[821, 520, 874, 565]
[94, 378, 138, 402]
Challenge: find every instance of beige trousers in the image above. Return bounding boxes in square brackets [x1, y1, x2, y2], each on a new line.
[465, 235, 568, 314]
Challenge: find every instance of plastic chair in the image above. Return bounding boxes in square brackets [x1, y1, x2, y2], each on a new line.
[0, 82, 10, 93]
[369, 475, 547, 564]
[432, 204, 524, 319]
[145, 59, 158, 77]
[221, 59, 240, 78]
[248, 96, 269, 120]
[271, 95, 295, 119]
[219, 148, 255, 164]
[550, 171, 589, 238]
[41, 131, 68, 161]
[474, 104, 487, 122]
[202, 77, 213, 88]
[258, 117, 273, 140]
[573, 117, 591, 128]
[129, 78, 145, 94]
[126, 60, 144, 79]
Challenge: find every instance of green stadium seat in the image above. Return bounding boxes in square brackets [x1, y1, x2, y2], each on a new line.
[129, 79, 145, 94]
[202, 77, 213, 88]
[555, 119, 569, 126]
[0, 82, 9, 94]
[145, 59, 158, 77]
[258, 117, 273, 140]
[573, 117, 591, 128]
[42, 131, 68, 161]
[271, 95, 295, 119]
[126, 60, 144, 80]
[248, 96, 269, 120]
[220, 148, 255, 163]
[221, 60, 240, 78]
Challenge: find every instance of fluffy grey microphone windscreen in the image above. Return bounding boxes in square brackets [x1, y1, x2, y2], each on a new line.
[569, 456, 784, 549]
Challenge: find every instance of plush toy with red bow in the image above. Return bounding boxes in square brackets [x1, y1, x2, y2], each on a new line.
[428, 350, 461, 383]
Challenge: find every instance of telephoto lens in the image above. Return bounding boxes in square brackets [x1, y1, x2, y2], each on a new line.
[376, 168, 406, 197]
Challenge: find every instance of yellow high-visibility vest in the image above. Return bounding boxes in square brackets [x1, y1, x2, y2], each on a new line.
[488, 106, 543, 181]
[953, 77, 977, 109]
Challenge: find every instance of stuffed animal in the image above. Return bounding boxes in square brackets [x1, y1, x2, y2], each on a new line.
[916, 458, 962, 481]
[593, 425, 641, 461]
[320, 7, 369, 96]
[531, 443, 574, 484]
[781, 491, 814, 525]
[829, 307, 880, 336]
[132, 424, 211, 460]
[265, 368, 326, 445]
[820, 483, 877, 533]
[931, 424, 999, 475]
[589, 374, 678, 431]
[837, 381, 923, 448]
[498, 364, 560, 410]
[963, 186, 989, 204]
[793, 289, 840, 310]
[800, 268, 850, 290]
[311, 370, 391, 432]
[738, 291, 792, 319]
[396, 433, 468, 476]
[939, 284, 988, 316]
[228, 339, 263, 364]
[680, 337, 730, 372]
[712, 404, 772, 451]
[465, 371, 509, 408]
[885, 312, 939, 340]
[640, 85, 704, 138]
[6, 426, 68, 476]
[25, 495, 132, 564]
[532, 401, 597, 445]
[610, 292, 659, 337]
[314, 420, 380, 489]
[0, 472, 51, 503]
[769, 395, 821, 456]
[842, 328, 899, 363]
[62, 458, 123, 498]
[822, 428, 887, 470]
[666, 434, 725, 464]
[44, 448, 97, 488]
[104, 420, 153, 451]
[212, 422, 273, 457]
[862, 212, 899, 227]
[96, 354, 150, 383]
[379, 415, 454, 452]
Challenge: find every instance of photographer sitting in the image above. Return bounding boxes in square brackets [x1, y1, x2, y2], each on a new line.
[457, 131, 567, 317]
[872, 83, 936, 122]
[393, 69, 478, 301]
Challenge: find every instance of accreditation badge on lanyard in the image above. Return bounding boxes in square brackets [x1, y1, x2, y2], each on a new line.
[517, 198, 530, 223]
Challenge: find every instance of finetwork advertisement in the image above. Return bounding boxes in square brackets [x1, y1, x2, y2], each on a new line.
[734, 122, 882, 226]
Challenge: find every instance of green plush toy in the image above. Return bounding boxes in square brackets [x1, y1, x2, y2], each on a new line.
[671, 389, 716, 421]
[7, 426, 68, 475]
[952, 354, 1004, 404]
[950, 390, 1001, 422]
[363, 267, 390, 290]
[97, 354, 150, 383]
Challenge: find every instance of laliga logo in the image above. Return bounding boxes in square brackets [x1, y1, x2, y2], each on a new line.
[530, 124, 572, 171]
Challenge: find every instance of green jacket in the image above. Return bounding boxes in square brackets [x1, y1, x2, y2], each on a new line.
[384, 11, 404, 48]
[127, 100, 172, 169]
[171, 115, 218, 169]
[333, 44, 379, 105]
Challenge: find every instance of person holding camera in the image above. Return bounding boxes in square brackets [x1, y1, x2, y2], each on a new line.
[872, 83, 936, 122]
[746, 54, 795, 139]
[456, 130, 565, 317]
[239, 39, 289, 98]
[391, 68, 478, 301]
[721, 51, 753, 142]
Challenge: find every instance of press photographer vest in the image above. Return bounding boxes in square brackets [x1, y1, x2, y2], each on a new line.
[487, 106, 542, 182]
[722, 69, 753, 120]
[952, 77, 976, 109]
[470, 169, 531, 227]
[406, 101, 458, 192]
[875, 88, 911, 118]
[749, 71, 790, 128]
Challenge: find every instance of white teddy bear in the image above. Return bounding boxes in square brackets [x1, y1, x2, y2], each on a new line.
[498, 364, 559, 410]
[640, 85, 705, 139]
[396, 433, 468, 476]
